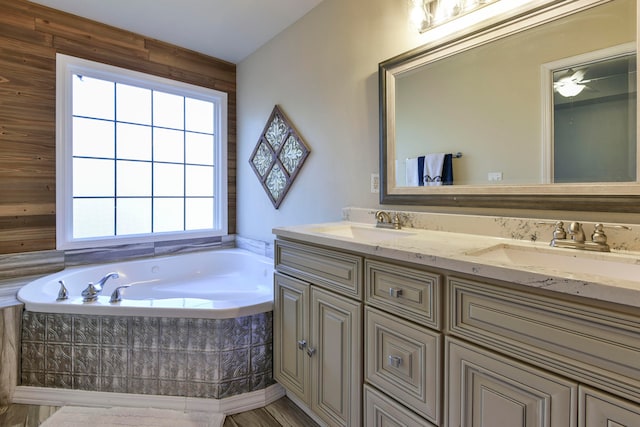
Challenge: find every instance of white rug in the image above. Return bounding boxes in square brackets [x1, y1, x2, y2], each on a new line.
[40, 406, 225, 427]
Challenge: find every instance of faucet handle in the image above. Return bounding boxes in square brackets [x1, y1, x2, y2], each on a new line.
[81, 282, 100, 302]
[591, 223, 607, 244]
[536, 220, 566, 239]
[56, 280, 69, 301]
[109, 285, 130, 303]
[591, 223, 632, 245]
[551, 221, 566, 240]
[391, 213, 401, 229]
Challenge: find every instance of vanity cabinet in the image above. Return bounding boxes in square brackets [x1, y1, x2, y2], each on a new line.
[448, 277, 640, 404]
[273, 236, 640, 427]
[447, 275, 640, 427]
[274, 240, 363, 427]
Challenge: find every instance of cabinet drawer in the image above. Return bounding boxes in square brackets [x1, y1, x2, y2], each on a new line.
[449, 277, 640, 403]
[365, 306, 441, 425]
[580, 386, 640, 427]
[365, 259, 441, 330]
[275, 239, 363, 299]
[364, 384, 436, 427]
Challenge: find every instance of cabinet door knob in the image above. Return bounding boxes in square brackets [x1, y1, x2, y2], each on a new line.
[306, 347, 316, 357]
[389, 287, 403, 298]
[297, 340, 307, 350]
[388, 355, 402, 368]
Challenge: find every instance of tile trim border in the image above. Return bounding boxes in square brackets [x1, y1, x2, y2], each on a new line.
[11, 383, 285, 414]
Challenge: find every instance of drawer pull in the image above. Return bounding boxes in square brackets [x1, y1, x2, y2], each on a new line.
[297, 340, 307, 350]
[389, 287, 403, 298]
[306, 347, 316, 357]
[388, 355, 402, 368]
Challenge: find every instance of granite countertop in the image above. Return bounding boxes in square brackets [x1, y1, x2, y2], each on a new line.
[273, 220, 640, 309]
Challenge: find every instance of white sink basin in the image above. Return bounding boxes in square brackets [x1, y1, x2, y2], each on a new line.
[309, 224, 417, 242]
[469, 243, 640, 283]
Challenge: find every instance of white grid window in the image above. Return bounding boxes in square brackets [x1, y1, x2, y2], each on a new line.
[56, 54, 227, 249]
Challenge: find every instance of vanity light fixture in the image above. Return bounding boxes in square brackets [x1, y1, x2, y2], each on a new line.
[410, 0, 499, 33]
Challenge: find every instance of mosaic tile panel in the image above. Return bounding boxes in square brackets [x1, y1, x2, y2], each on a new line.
[249, 105, 310, 209]
[20, 310, 274, 399]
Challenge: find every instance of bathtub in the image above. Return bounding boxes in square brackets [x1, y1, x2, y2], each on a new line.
[18, 248, 276, 400]
[17, 248, 274, 319]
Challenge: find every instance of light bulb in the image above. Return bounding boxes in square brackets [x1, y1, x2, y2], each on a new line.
[555, 79, 586, 97]
[409, 0, 428, 31]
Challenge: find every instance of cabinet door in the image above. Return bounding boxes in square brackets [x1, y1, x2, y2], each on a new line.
[580, 386, 640, 427]
[446, 337, 578, 427]
[310, 287, 362, 427]
[274, 272, 310, 403]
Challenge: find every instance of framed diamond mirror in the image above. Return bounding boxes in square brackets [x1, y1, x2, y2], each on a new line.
[249, 105, 311, 208]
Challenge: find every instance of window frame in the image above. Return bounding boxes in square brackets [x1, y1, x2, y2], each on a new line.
[56, 53, 228, 250]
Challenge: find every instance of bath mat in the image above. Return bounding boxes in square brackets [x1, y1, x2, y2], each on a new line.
[40, 406, 225, 427]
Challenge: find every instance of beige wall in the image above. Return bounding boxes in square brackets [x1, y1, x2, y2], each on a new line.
[237, 0, 640, 243]
[237, 0, 420, 242]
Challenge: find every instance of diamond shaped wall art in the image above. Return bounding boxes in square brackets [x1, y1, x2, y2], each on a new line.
[249, 105, 310, 208]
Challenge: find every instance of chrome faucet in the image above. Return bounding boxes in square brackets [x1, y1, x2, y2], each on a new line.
[81, 272, 120, 302]
[95, 272, 120, 292]
[547, 221, 631, 252]
[375, 210, 401, 229]
[567, 221, 585, 243]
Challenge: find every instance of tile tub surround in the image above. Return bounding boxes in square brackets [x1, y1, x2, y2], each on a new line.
[0, 305, 22, 407]
[20, 311, 274, 399]
[275, 211, 640, 309]
[0, 236, 232, 287]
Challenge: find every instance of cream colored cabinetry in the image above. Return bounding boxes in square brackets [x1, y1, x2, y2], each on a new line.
[580, 386, 640, 427]
[274, 273, 309, 402]
[363, 259, 442, 426]
[274, 240, 363, 427]
[448, 276, 640, 427]
[273, 237, 640, 427]
[446, 337, 577, 426]
[363, 384, 435, 427]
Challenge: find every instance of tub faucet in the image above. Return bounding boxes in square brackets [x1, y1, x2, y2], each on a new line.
[81, 272, 119, 302]
[95, 272, 120, 292]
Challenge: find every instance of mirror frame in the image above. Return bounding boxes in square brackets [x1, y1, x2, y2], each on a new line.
[379, 0, 640, 212]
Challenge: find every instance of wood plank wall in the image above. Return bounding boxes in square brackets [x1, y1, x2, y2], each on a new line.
[0, 0, 237, 255]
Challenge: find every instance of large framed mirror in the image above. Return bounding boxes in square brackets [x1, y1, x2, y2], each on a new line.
[380, 0, 639, 212]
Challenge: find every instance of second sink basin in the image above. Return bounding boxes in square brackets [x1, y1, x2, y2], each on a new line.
[469, 243, 640, 283]
[309, 224, 417, 242]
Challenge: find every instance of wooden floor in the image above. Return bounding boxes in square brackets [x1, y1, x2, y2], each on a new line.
[0, 396, 320, 427]
[223, 396, 320, 427]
